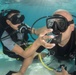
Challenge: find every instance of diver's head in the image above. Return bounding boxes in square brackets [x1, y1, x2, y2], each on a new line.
[5, 9, 25, 30]
[54, 9, 74, 41]
[54, 9, 74, 32]
[47, 9, 74, 35]
[46, 9, 74, 44]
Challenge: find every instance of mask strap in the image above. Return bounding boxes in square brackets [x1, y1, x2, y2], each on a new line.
[53, 14, 74, 25]
[68, 20, 74, 25]
[53, 14, 62, 17]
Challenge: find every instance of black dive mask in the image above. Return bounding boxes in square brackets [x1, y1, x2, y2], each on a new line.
[46, 14, 74, 35]
[7, 14, 25, 24]
[46, 14, 74, 44]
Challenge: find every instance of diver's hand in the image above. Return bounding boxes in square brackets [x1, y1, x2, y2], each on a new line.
[12, 72, 23, 75]
[54, 66, 71, 75]
[35, 29, 55, 49]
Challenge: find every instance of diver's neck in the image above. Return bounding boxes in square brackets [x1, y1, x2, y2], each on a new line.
[58, 36, 70, 47]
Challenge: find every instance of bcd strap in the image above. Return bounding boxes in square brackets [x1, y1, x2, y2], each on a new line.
[74, 28, 76, 45]
[6, 71, 17, 75]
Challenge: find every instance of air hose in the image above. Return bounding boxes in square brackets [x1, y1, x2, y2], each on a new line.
[38, 53, 54, 71]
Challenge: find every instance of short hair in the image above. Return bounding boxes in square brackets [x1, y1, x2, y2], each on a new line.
[53, 9, 73, 21]
[5, 9, 20, 18]
[0, 9, 20, 28]
[54, 9, 71, 15]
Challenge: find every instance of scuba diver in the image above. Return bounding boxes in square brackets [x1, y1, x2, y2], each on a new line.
[0, 9, 55, 75]
[31, 9, 76, 75]
[46, 9, 76, 75]
[47, 9, 75, 60]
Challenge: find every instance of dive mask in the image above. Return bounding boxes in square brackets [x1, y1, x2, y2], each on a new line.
[7, 14, 25, 24]
[46, 14, 74, 35]
[46, 14, 74, 44]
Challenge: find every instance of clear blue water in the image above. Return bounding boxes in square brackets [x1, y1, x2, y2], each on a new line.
[0, 0, 76, 51]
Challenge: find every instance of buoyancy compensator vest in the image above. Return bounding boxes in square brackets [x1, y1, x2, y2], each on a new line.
[1, 22, 29, 61]
[0, 9, 30, 61]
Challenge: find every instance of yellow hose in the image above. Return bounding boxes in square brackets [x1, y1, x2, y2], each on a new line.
[24, 44, 54, 71]
[38, 53, 54, 71]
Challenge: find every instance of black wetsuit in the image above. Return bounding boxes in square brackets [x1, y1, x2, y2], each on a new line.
[37, 29, 76, 60]
[52, 30, 76, 60]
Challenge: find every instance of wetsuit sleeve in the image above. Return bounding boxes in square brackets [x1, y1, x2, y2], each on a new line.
[1, 31, 16, 51]
[70, 71, 76, 75]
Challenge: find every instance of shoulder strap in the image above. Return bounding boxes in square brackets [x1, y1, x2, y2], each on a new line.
[74, 28, 76, 66]
[74, 28, 76, 45]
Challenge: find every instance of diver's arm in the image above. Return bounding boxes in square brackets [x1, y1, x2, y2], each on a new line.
[54, 66, 71, 75]
[25, 23, 47, 35]
[32, 26, 47, 35]
[12, 29, 55, 58]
